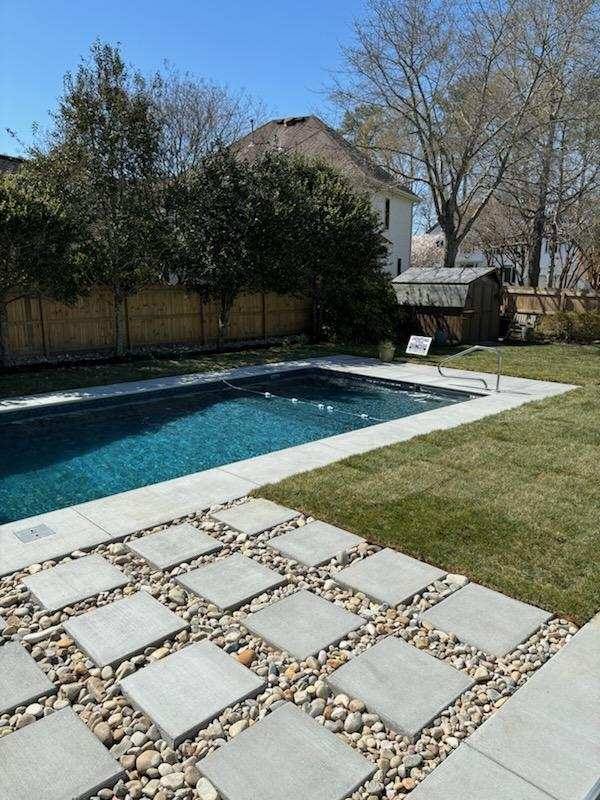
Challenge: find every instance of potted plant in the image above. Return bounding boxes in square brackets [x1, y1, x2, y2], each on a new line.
[378, 339, 396, 362]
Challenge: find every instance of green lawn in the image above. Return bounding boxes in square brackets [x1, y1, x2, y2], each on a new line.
[2, 339, 598, 622]
[259, 342, 600, 625]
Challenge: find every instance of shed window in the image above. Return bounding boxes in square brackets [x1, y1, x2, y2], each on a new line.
[384, 198, 390, 229]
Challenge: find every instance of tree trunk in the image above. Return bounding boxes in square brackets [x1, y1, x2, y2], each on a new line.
[443, 234, 459, 268]
[440, 201, 459, 267]
[528, 118, 557, 287]
[217, 295, 234, 352]
[114, 290, 128, 357]
[311, 274, 323, 341]
[547, 219, 558, 289]
[0, 301, 11, 368]
[528, 205, 546, 288]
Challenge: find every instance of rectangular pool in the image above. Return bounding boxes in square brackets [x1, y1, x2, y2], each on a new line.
[0, 368, 472, 523]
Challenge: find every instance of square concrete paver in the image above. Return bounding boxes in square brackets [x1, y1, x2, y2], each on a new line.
[243, 589, 364, 660]
[0, 642, 55, 714]
[465, 613, 600, 800]
[468, 698, 597, 800]
[64, 591, 187, 667]
[127, 524, 223, 569]
[421, 583, 552, 657]
[268, 520, 365, 567]
[408, 744, 552, 799]
[210, 499, 298, 535]
[0, 706, 125, 800]
[177, 553, 286, 611]
[335, 548, 446, 606]
[327, 637, 473, 740]
[23, 555, 128, 611]
[120, 641, 265, 746]
[200, 702, 375, 800]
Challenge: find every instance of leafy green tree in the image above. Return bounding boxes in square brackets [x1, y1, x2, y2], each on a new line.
[0, 174, 80, 366]
[169, 147, 395, 348]
[169, 148, 278, 349]
[275, 155, 396, 342]
[31, 42, 164, 355]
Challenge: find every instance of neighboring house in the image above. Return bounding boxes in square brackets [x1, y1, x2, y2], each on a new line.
[233, 116, 419, 278]
[0, 154, 25, 174]
[422, 223, 589, 289]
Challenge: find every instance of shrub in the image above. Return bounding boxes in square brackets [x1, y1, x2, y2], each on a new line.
[537, 310, 600, 342]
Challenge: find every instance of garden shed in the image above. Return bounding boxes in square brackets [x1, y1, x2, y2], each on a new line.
[392, 266, 501, 344]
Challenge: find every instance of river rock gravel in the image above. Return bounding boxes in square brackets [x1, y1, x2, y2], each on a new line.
[0, 499, 577, 799]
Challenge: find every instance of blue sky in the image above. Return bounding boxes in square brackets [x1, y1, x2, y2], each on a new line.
[0, 0, 365, 156]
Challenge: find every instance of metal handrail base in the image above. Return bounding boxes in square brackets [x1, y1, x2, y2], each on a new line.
[437, 345, 502, 392]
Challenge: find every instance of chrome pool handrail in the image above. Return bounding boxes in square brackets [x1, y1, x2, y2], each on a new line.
[437, 345, 502, 392]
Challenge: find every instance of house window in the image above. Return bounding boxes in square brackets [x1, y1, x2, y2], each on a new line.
[503, 266, 516, 284]
[397, 257, 402, 275]
[384, 198, 390, 229]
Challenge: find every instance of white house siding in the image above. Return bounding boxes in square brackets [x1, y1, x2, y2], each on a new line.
[371, 192, 414, 278]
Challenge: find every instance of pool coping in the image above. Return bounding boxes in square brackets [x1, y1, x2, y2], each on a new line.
[0, 355, 577, 549]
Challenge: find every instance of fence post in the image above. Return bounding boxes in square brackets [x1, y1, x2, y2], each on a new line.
[124, 294, 132, 351]
[199, 293, 205, 346]
[38, 295, 49, 358]
[262, 293, 267, 341]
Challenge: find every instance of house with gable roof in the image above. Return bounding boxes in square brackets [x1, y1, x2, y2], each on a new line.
[233, 115, 419, 278]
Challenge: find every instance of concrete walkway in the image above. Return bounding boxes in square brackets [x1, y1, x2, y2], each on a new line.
[411, 611, 600, 800]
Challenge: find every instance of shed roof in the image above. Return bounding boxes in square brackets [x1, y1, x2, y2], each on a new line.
[392, 266, 499, 308]
[392, 266, 498, 285]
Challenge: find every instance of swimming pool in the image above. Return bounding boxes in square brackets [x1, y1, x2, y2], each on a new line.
[0, 368, 472, 523]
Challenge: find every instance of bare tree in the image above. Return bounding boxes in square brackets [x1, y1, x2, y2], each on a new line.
[153, 66, 266, 178]
[497, 0, 600, 286]
[332, 0, 551, 267]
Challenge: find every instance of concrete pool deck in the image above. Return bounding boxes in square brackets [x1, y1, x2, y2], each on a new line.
[0, 355, 576, 572]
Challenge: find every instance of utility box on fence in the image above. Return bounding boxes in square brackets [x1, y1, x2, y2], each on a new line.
[392, 266, 501, 344]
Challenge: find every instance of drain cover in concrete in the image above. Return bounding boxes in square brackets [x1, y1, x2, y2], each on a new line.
[126, 523, 223, 569]
[200, 702, 375, 800]
[421, 583, 552, 657]
[0, 706, 124, 800]
[210, 499, 298, 535]
[408, 744, 552, 799]
[335, 548, 446, 606]
[268, 520, 365, 567]
[0, 642, 55, 714]
[243, 589, 363, 660]
[0, 509, 109, 578]
[13, 523, 57, 544]
[177, 553, 286, 611]
[64, 591, 187, 667]
[23, 555, 128, 612]
[120, 641, 265, 746]
[328, 637, 473, 740]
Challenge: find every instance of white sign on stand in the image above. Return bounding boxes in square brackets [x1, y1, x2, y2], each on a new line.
[406, 335, 433, 356]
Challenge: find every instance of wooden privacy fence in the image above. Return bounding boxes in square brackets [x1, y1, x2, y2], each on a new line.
[504, 287, 600, 316]
[5, 286, 312, 362]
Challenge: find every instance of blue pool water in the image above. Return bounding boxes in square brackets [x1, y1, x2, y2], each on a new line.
[0, 369, 470, 523]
